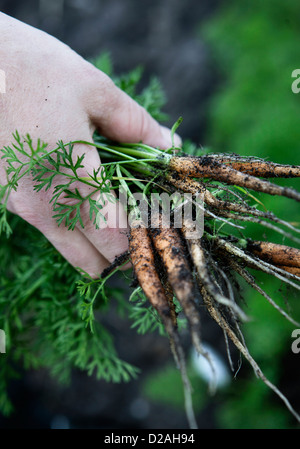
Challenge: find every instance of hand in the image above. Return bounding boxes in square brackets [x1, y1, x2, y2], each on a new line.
[0, 13, 179, 277]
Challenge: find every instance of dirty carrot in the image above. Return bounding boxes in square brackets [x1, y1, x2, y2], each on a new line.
[149, 214, 205, 353]
[274, 265, 300, 277]
[168, 156, 300, 201]
[246, 240, 300, 268]
[211, 159, 300, 178]
[129, 219, 198, 429]
[129, 220, 171, 318]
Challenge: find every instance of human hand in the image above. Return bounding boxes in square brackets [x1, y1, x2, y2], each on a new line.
[0, 13, 179, 276]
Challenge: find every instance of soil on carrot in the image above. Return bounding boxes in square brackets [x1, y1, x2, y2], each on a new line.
[122, 151, 300, 427]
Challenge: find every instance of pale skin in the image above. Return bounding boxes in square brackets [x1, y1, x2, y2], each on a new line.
[0, 13, 180, 277]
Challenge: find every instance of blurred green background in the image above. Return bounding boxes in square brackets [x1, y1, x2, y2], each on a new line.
[202, 0, 300, 428]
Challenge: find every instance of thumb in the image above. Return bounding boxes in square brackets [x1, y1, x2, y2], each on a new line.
[87, 75, 181, 149]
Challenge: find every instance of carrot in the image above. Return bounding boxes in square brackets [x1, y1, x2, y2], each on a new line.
[169, 156, 300, 201]
[275, 265, 300, 277]
[225, 255, 299, 325]
[150, 214, 195, 311]
[163, 278, 178, 327]
[149, 214, 206, 355]
[210, 159, 300, 178]
[246, 240, 300, 268]
[129, 219, 198, 429]
[129, 220, 171, 318]
[167, 172, 300, 241]
[167, 172, 265, 215]
[129, 219, 181, 365]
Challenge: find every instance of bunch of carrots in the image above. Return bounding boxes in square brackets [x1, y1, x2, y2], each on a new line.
[97, 140, 300, 428]
[2, 124, 300, 427]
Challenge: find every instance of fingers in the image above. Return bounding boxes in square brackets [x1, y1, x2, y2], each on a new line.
[42, 223, 111, 278]
[44, 194, 129, 277]
[64, 143, 130, 265]
[86, 74, 181, 149]
[21, 186, 129, 278]
[10, 141, 129, 278]
[76, 187, 130, 264]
